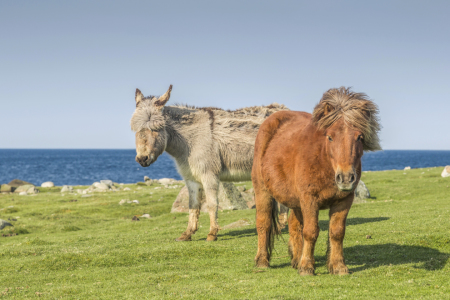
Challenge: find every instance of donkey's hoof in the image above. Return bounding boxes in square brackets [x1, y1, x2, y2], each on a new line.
[299, 268, 315, 276]
[206, 234, 217, 242]
[175, 234, 191, 242]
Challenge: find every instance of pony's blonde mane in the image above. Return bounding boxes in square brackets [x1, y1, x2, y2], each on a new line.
[312, 87, 381, 151]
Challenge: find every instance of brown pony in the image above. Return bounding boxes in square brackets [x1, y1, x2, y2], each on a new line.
[252, 87, 381, 275]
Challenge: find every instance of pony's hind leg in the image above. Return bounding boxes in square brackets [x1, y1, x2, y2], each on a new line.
[288, 209, 303, 269]
[176, 180, 201, 242]
[202, 175, 220, 242]
[278, 204, 289, 232]
[254, 190, 275, 268]
[327, 196, 353, 275]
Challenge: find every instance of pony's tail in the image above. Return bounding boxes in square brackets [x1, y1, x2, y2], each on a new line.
[267, 198, 280, 260]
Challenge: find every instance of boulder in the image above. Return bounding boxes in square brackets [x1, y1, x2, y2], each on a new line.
[61, 185, 73, 193]
[19, 191, 27, 196]
[26, 186, 39, 194]
[144, 176, 151, 181]
[1, 184, 14, 193]
[14, 184, 35, 193]
[100, 180, 113, 188]
[145, 180, 153, 186]
[8, 179, 34, 188]
[41, 182, 54, 188]
[95, 183, 110, 191]
[159, 178, 176, 185]
[354, 180, 370, 203]
[171, 182, 249, 213]
[404, 166, 411, 170]
[441, 166, 450, 178]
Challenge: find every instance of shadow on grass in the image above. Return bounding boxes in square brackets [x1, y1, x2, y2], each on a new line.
[218, 217, 390, 239]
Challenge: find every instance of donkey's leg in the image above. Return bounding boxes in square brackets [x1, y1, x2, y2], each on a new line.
[254, 190, 274, 268]
[298, 204, 319, 276]
[288, 209, 303, 269]
[327, 196, 353, 275]
[278, 204, 290, 232]
[201, 175, 220, 242]
[176, 180, 202, 242]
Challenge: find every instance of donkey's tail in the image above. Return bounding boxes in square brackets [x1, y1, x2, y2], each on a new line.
[267, 198, 280, 260]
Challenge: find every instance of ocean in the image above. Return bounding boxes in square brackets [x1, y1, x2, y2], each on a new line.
[0, 149, 449, 186]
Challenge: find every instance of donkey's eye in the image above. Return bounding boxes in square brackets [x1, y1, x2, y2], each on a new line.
[327, 136, 333, 142]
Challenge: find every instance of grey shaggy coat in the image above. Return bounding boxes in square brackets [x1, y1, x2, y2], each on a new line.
[131, 85, 288, 241]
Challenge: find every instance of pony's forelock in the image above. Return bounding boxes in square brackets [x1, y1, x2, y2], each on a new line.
[312, 87, 381, 151]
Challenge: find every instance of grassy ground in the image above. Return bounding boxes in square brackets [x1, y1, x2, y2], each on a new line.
[0, 167, 449, 299]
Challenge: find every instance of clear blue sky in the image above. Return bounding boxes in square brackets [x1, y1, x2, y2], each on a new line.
[1, 1, 449, 150]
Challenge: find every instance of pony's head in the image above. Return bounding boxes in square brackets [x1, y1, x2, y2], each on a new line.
[130, 85, 172, 167]
[312, 87, 381, 191]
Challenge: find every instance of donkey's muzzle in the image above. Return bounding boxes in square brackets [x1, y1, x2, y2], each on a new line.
[335, 170, 356, 191]
[136, 155, 150, 167]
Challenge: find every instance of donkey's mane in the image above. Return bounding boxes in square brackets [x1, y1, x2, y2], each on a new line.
[312, 87, 381, 151]
[131, 100, 288, 132]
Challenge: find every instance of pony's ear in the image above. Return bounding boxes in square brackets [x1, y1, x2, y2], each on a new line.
[154, 85, 172, 108]
[135, 88, 143, 105]
[323, 103, 334, 116]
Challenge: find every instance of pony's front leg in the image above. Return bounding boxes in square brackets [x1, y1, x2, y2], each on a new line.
[327, 195, 353, 275]
[299, 204, 319, 276]
[201, 175, 220, 242]
[176, 180, 202, 241]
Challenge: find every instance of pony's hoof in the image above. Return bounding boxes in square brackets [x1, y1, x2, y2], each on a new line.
[299, 268, 315, 276]
[206, 234, 217, 242]
[255, 256, 270, 268]
[329, 266, 349, 275]
[175, 234, 191, 242]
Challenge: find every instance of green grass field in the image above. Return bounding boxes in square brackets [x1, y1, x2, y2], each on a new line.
[1, 167, 449, 299]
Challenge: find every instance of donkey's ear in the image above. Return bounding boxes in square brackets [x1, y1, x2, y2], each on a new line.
[154, 85, 172, 108]
[135, 88, 143, 105]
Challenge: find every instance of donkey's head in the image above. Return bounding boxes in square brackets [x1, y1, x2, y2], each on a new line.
[130, 85, 172, 167]
[312, 87, 381, 191]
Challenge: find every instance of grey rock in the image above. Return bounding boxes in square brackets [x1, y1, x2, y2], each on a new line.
[100, 180, 113, 187]
[8, 179, 34, 188]
[95, 183, 110, 191]
[144, 176, 151, 181]
[41, 181, 54, 188]
[123, 187, 131, 191]
[1, 184, 14, 193]
[14, 184, 35, 193]
[354, 180, 370, 204]
[441, 166, 450, 178]
[61, 185, 73, 193]
[19, 191, 27, 196]
[159, 178, 175, 185]
[26, 186, 39, 194]
[171, 182, 249, 213]
[0, 219, 13, 230]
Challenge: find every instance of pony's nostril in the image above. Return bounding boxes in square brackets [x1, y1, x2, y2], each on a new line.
[336, 174, 343, 183]
[349, 174, 355, 183]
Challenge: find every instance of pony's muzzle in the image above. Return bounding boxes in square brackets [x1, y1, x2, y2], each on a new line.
[335, 169, 356, 191]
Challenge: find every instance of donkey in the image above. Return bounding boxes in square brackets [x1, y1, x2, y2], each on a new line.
[130, 85, 289, 241]
[252, 87, 381, 275]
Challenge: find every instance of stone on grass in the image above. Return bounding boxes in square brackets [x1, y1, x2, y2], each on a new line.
[171, 182, 248, 213]
[354, 180, 370, 204]
[119, 199, 126, 205]
[141, 214, 151, 219]
[8, 179, 34, 188]
[404, 166, 411, 170]
[95, 183, 110, 191]
[14, 185, 35, 193]
[61, 185, 73, 193]
[100, 180, 113, 187]
[222, 219, 251, 230]
[132, 200, 139, 204]
[123, 187, 131, 191]
[159, 178, 175, 185]
[41, 182, 54, 188]
[19, 191, 27, 196]
[145, 180, 153, 186]
[26, 186, 39, 194]
[1, 184, 14, 193]
[144, 176, 150, 181]
[441, 166, 450, 178]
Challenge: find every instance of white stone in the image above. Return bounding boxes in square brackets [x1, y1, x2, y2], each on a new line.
[158, 178, 175, 185]
[132, 200, 140, 204]
[100, 180, 113, 187]
[141, 214, 151, 219]
[26, 186, 39, 194]
[41, 182, 54, 188]
[95, 183, 110, 191]
[123, 187, 131, 191]
[404, 166, 411, 170]
[119, 199, 127, 205]
[61, 185, 73, 193]
[441, 166, 450, 178]
[19, 191, 27, 196]
[144, 176, 150, 181]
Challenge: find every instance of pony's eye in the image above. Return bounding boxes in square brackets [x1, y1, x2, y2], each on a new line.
[327, 136, 333, 142]
[357, 135, 363, 141]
